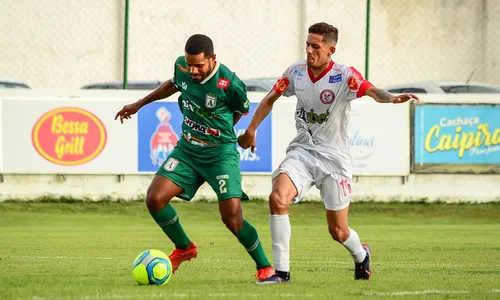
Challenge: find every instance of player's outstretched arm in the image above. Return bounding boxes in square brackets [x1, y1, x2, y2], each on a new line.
[114, 79, 179, 123]
[365, 86, 419, 104]
[238, 90, 281, 152]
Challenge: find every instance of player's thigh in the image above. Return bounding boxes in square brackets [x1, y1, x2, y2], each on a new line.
[147, 174, 184, 201]
[155, 148, 204, 201]
[201, 151, 243, 201]
[272, 149, 315, 204]
[318, 174, 352, 212]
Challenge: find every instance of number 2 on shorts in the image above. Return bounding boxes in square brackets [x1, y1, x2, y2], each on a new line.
[218, 179, 227, 194]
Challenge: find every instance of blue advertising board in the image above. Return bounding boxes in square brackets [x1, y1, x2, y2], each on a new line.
[414, 104, 500, 166]
[138, 102, 272, 172]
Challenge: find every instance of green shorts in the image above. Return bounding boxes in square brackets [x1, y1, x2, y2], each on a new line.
[156, 140, 243, 201]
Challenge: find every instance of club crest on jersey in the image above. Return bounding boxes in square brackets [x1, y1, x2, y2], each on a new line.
[163, 158, 179, 171]
[205, 94, 217, 108]
[329, 74, 342, 83]
[319, 89, 335, 104]
[217, 78, 230, 89]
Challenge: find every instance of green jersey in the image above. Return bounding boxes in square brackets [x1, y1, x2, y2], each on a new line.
[172, 56, 250, 148]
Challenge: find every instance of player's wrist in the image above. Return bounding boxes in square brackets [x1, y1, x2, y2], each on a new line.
[245, 127, 257, 137]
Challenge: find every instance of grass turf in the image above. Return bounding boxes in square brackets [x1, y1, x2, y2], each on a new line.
[1, 200, 499, 299]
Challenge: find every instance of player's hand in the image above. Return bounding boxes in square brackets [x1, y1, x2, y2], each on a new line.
[114, 102, 141, 123]
[392, 93, 419, 104]
[238, 129, 257, 153]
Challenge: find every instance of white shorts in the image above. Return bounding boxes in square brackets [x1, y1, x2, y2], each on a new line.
[271, 148, 352, 211]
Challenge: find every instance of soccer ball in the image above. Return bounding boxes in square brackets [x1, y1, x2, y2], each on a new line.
[132, 249, 173, 285]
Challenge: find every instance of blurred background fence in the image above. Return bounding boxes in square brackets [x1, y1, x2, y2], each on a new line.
[2, 0, 499, 89]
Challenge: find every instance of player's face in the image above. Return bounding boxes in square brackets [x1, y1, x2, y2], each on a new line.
[185, 53, 216, 83]
[305, 33, 336, 68]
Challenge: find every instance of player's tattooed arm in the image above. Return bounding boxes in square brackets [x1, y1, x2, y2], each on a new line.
[365, 86, 419, 104]
[369, 87, 394, 103]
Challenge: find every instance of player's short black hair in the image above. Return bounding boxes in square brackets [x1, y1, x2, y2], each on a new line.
[308, 22, 338, 43]
[185, 34, 214, 57]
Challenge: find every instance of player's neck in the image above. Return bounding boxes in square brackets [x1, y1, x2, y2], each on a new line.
[309, 60, 332, 77]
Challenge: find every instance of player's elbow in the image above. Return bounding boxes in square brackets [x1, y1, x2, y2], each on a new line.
[262, 90, 281, 107]
[365, 87, 381, 102]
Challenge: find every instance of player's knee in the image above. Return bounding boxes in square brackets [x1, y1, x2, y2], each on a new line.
[221, 213, 243, 234]
[145, 189, 170, 212]
[269, 191, 290, 214]
[328, 225, 349, 243]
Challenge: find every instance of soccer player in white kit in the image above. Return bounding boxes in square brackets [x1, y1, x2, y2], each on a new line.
[238, 22, 418, 283]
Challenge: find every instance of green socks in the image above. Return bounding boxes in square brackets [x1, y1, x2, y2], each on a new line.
[151, 205, 270, 269]
[150, 204, 190, 249]
[235, 220, 271, 269]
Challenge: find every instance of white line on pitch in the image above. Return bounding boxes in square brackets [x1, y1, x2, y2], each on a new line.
[364, 290, 469, 296]
[27, 292, 313, 299]
[364, 289, 500, 296]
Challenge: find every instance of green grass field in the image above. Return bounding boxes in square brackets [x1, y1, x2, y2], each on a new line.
[1, 200, 500, 300]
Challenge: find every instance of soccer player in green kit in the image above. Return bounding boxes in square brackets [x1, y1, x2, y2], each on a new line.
[115, 34, 275, 282]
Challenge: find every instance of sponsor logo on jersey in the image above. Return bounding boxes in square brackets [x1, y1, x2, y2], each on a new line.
[329, 74, 342, 83]
[184, 116, 221, 137]
[149, 107, 179, 166]
[296, 107, 330, 124]
[273, 77, 290, 94]
[31, 107, 107, 166]
[205, 94, 217, 108]
[293, 69, 305, 77]
[347, 76, 358, 90]
[319, 89, 335, 104]
[182, 99, 218, 119]
[243, 99, 250, 109]
[217, 78, 230, 89]
[181, 82, 188, 90]
[177, 63, 189, 73]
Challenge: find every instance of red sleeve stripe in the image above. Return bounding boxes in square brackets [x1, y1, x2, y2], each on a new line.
[357, 80, 374, 98]
[273, 84, 284, 94]
[273, 77, 290, 94]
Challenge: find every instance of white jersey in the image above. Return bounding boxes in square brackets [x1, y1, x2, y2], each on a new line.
[273, 59, 373, 178]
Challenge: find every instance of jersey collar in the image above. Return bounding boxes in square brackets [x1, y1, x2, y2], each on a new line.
[307, 60, 334, 83]
[200, 61, 220, 85]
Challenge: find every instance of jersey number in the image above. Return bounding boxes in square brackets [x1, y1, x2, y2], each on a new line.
[339, 178, 352, 197]
[218, 179, 227, 194]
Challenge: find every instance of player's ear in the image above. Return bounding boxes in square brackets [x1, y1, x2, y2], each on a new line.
[207, 53, 216, 63]
[329, 46, 336, 56]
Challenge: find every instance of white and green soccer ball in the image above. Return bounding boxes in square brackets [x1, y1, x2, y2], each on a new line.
[132, 249, 173, 285]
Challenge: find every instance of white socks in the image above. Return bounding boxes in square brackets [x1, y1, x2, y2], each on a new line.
[270, 214, 291, 272]
[342, 228, 366, 263]
[271, 215, 365, 270]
